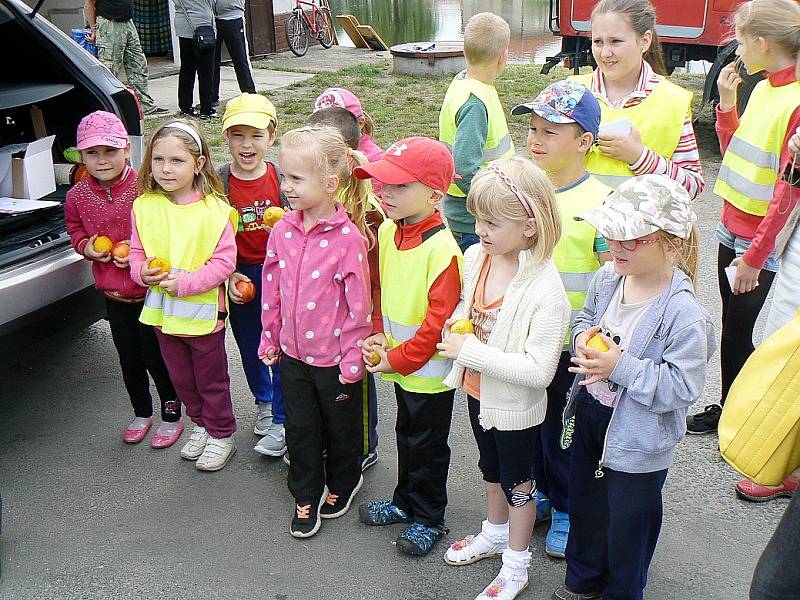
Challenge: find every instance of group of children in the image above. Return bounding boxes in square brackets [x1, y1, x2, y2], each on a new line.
[62, 0, 800, 598]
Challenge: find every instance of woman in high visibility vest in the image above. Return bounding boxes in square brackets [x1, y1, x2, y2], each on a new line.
[687, 0, 800, 435]
[570, 0, 704, 198]
[129, 120, 239, 472]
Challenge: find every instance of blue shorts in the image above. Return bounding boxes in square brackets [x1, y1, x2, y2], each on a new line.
[715, 222, 779, 273]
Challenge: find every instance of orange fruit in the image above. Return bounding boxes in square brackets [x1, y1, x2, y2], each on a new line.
[149, 257, 171, 275]
[365, 350, 381, 366]
[263, 206, 285, 228]
[93, 235, 113, 254]
[450, 319, 475, 335]
[587, 333, 609, 352]
[235, 280, 256, 303]
[111, 241, 130, 259]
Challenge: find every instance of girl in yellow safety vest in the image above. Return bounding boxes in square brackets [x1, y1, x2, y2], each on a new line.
[573, 0, 704, 198]
[129, 119, 239, 472]
[687, 0, 800, 435]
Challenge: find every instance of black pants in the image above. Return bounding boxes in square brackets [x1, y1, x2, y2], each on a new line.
[565, 390, 667, 600]
[717, 244, 775, 404]
[533, 351, 574, 513]
[281, 355, 363, 503]
[212, 17, 255, 104]
[105, 297, 179, 421]
[178, 36, 215, 114]
[392, 384, 455, 527]
[750, 491, 800, 599]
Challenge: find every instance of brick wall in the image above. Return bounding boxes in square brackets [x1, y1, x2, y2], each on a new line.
[274, 11, 323, 54]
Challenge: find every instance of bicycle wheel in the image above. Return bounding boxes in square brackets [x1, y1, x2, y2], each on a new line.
[285, 10, 309, 57]
[315, 7, 335, 49]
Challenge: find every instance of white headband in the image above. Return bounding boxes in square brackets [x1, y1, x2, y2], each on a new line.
[164, 122, 203, 152]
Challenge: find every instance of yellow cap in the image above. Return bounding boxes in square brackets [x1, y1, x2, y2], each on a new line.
[222, 93, 278, 132]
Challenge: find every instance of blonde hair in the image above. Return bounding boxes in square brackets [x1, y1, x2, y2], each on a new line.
[138, 119, 225, 200]
[467, 157, 561, 263]
[735, 0, 800, 66]
[279, 126, 375, 248]
[463, 12, 510, 66]
[592, 0, 668, 75]
[658, 228, 700, 286]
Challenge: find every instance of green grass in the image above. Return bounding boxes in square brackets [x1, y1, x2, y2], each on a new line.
[145, 62, 716, 168]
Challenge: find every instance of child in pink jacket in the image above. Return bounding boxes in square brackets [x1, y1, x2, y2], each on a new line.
[259, 125, 372, 539]
[64, 110, 181, 447]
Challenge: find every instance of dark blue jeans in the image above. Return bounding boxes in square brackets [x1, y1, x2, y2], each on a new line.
[750, 490, 800, 599]
[565, 389, 667, 600]
[228, 262, 284, 424]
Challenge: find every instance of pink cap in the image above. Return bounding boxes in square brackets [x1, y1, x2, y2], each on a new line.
[76, 110, 128, 150]
[353, 137, 455, 193]
[314, 87, 363, 118]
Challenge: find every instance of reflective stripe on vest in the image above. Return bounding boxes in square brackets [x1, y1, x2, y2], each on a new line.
[378, 219, 463, 393]
[439, 72, 515, 197]
[569, 73, 692, 189]
[714, 79, 800, 216]
[552, 175, 609, 346]
[133, 193, 238, 335]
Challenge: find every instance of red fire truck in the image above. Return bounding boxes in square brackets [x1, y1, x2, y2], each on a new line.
[542, 0, 758, 112]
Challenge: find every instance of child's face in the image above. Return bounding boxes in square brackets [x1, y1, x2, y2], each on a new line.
[279, 149, 337, 212]
[224, 124, 275, 173]
[151, 135, 204, 197]
[81, 145, 130, 187]
[606, 233, 670, 277]
[527, 114, 592, 175]
[475, 213, 533, 256]
[735, 28, 767, 75]
[379, 181, 439, 224]
[591, 12, 651, 84]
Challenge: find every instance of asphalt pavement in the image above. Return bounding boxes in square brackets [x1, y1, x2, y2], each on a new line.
[0, 140, 789, 600]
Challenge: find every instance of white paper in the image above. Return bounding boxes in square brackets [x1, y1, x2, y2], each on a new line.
[599, 118, 631, 137]
[724, 265, 737, 290]
[0, 197, 60, 214]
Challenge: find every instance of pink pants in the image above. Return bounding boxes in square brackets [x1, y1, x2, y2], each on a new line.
[155, 328, 236, 438]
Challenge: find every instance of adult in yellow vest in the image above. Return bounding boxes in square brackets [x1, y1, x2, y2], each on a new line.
[438, 12, 515, 252]
[570, 0, 703, 199]
[687, 0, 800, 435]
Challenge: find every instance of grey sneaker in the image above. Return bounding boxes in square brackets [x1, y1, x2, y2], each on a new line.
[253, 423, 286, 457]
[550, 586, 602, 600]
[254, 402, 273, 436]
[361, 450, 379, 471]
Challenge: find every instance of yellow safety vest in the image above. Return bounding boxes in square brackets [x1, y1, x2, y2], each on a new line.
[378, 219, 463, 393]
[714, 79, 800, 216]
[570, 73, 692, 189]
[439, 72, 515, 197]
[552, 175, 610, 345]
[134, 193, 238, 335]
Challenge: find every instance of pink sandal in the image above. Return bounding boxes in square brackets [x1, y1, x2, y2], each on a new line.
[150, 418, 185, 449]
[123, 417, 153, 444]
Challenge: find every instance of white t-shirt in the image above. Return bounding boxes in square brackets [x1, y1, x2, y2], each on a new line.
[587, 278, 657, 407]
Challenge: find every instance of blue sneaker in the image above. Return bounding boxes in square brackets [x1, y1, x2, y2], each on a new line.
[359, 499, 412, 526]
[396, 522, 449, 556]
[534, 491, 552, 524]
[545, 509, 570, 558]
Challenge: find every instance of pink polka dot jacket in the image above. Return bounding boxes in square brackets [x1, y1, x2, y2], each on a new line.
[259, 203, 372, 383]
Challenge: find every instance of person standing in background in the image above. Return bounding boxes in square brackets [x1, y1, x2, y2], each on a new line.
[211, 0, 256, 111]
[174, 0, 217, 119]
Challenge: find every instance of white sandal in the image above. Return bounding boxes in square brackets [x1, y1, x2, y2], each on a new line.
[444, 533, 506, 566]
[475, 567, 529, 600]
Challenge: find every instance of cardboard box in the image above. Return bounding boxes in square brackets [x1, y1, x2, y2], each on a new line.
[0, 135, 57, 200]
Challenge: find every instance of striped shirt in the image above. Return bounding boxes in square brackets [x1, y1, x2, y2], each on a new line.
[590, 62, 705, 199]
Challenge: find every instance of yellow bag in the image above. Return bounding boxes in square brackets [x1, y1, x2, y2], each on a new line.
[719, 309, 800, 485]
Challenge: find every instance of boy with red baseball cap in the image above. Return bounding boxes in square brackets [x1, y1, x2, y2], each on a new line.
[354, 137, 463, 556]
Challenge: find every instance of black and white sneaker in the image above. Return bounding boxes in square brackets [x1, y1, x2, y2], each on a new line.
[290, 493, 326, 538]
[320, 475, 364, 519]
[361, 450, 379, 472]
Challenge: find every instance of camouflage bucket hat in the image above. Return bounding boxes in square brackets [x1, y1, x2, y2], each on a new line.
[577, 175, 697, 240]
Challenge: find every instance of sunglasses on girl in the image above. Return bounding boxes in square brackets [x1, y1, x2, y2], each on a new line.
[606, 237, 660, 252]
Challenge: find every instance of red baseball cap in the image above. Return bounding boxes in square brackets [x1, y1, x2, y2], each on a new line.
[353, 137, 456, 193]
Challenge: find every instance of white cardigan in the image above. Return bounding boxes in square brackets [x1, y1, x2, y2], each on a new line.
[443, 244, 571, 431]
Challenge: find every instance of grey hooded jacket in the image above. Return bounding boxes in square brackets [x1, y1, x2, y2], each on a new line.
[563, 262, 717, 474]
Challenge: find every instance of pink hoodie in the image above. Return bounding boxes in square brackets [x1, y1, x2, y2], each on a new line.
[259, 204, 371, 383]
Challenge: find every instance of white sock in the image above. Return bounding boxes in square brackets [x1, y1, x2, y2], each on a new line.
[128, 417, 151, 430]
[156, 421, 179, 435]
[501, 546, 531, 577]
[482, 519, 510, 545]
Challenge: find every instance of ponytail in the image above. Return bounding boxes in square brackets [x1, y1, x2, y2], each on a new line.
[340, 148, 376, 250]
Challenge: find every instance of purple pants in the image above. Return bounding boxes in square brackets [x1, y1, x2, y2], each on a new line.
[155, 328, 236, 438]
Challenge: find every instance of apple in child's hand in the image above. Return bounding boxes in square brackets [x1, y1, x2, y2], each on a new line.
[111, 241, 130, 259]
[149, 257, 171, 275]
[450, 319, 475, 335]
[587, 333, 609, 352]
[93, 235, 113, 254]
[235, 280, 256, 303]
[365, 350, 381, 366]
[263, 206, 285, 228]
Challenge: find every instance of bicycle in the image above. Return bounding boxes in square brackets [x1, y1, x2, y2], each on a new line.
[285, 0, 335, 57]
